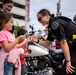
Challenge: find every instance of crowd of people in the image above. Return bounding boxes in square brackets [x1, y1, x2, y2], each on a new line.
[0, 0, 76, 75]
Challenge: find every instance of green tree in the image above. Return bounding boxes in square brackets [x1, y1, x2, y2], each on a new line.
[14, 26, 20, 37]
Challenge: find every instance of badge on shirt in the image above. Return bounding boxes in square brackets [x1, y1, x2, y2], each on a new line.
[51, 22, 59, 30]
[72, 34, 76, 40]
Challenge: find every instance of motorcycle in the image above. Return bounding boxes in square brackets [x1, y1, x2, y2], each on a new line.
[25, 42, 65, 75]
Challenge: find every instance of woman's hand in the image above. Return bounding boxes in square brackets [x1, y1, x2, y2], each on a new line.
[66, 61, 75, 74]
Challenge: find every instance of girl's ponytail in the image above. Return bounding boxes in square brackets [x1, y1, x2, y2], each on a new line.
[51, 14, 55, 18]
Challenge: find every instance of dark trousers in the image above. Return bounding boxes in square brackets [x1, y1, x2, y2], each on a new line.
[21, 64, 27, 75]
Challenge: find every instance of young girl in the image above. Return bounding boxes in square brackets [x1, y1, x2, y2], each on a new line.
[17, 29, 29, 75]
[0, 13, 25, 75]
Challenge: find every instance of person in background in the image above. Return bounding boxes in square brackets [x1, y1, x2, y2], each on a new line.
[21, 26, 25, 30]
[0, 0, 13, 13]
[41, 31, 47, 40]
[17, 28, 29, 75]
[31, 9, 76, 75]
[73, 15, 76, 23]
[41, 25, 48, 40]
[0, 13, 25, 75]
[0, 0, 14, 33]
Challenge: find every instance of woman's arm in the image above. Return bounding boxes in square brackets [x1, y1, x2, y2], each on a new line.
[39, 40, 52, 47]
[60, 39, 70, 61]
[31, 35, 52, 47]
[60, 39, 75, 74]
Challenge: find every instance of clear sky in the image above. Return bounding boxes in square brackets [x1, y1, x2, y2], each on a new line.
[30, 0, 76, 31]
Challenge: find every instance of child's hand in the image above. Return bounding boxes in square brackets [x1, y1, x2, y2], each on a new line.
[31, 35, 38, 42]
[24, 52, 29, 57]
[26, 36, 32, 43]
[23, 36, 31, 44]
[18, 35, 25, 42]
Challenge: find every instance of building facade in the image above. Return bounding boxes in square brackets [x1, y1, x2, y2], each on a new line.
[11, 0, 25, 27]
[11, 0, 30, 27]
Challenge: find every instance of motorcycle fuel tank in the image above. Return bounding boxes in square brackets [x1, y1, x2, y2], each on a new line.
[28, 44, 49, 56]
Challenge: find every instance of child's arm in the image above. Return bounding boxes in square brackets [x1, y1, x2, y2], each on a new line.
[20, 52, 29, 57]
[16, 39, 28, 48]
[2, 35, 25, 52]
[16, 37, 31, 48]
